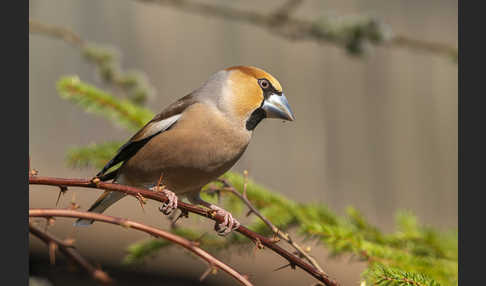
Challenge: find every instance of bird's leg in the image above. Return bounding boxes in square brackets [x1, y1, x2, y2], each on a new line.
[150, 186, 178, 215]
[186, 192, 240, 236]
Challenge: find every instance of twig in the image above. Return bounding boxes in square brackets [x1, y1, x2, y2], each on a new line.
[29, 176, 339, 286]
[272, 0, 305, 20]
[29, 222, 113, 284]
[29, 19, 154, 104]
[210, 178, 326, 275]
[29, 209, 253, 286]
[29, 19, 84, 48]
[135, 0, 456, 60]
[31, 3, 456, 60]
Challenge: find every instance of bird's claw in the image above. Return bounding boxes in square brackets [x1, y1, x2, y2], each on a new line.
[212, 207, 240, 236]
[151, 187, 178, 215]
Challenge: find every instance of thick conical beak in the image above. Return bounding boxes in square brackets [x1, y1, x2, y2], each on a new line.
[261, 93, 295, 121]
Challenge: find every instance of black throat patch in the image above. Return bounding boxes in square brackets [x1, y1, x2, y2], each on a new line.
[246, 108, 266, 131]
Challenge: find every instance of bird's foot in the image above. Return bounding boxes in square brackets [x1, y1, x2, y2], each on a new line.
[151, 187, 178, 215]
[211, 206, 240, 236]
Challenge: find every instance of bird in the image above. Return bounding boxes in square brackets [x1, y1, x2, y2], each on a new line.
[74, 65, 295, 235]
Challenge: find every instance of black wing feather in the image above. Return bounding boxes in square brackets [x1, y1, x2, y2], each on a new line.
[96, 134, 156, 177]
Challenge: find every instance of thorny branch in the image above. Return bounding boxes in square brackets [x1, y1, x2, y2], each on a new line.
[29, 209, 253, 286]
[207, 175, 326, 275]
[29, 176, 339, 286]
[29, 222, 113, 284]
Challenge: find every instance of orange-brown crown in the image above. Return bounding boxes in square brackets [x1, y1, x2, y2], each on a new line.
[225, 66, 282, 92]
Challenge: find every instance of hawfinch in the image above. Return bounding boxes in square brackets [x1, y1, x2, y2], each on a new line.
[75, 66, 295, 235]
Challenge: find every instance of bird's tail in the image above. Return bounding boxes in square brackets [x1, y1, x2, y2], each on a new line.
[74, 190, 126, 226]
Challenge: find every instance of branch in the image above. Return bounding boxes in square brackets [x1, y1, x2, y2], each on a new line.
[29, 222, 113, 284]
[29, 209, 252, 286]
[208, 177, 326, 275]
[272, 0, 305, 20]
[29, 19, 84, 48]
[29, 19, 154, 104]
[134, 0, 457, 61]
[29, 176, 339, 286]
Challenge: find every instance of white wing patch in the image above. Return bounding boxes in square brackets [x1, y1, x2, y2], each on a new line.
[142, 113, 182, 139]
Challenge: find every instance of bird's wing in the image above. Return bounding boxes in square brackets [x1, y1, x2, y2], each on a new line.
[97, 93, 197, 179]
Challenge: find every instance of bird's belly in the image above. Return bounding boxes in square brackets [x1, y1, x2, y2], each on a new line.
[120, 138, 248, 194]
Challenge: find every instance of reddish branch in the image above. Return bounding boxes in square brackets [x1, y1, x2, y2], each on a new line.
[29, 209, 253, 286]
[29, 176, 339, 286]
[29, 222, 113, 284]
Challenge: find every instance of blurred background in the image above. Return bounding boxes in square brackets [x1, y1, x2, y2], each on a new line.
[29, 0, 457, 285]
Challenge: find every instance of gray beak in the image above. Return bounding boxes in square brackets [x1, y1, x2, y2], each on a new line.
[261, 93, 295, 121]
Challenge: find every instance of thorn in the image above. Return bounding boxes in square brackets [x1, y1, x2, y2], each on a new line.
[157, 172, 164, 188]
[29, 157, 39, 176]
[270, 234, 281, 243]
[193, 232, 208, 247]
[152, 185, 165, 193]
[245, 209, 253, 217]
[69, 192, 80, 210]
[69, 202, 80, 210]
[135, 193, 147, 212]
[44, 217, 56, 232]
[49, 242, 57, 264]
[56, 186, 68, 207]
[292, 250, 305, 258]
[63, 238, 76, 247]
[273, 263, 292, 272]
[256, 238, 264, 249]
[119, 219, 131, 228]
[199, 265, 216, 282]
[71, 192, 76, 205]
[252, 237, 264, 256]
[171, 209, 189, 227]
[93, 269, 112, 284]
[208, 209, 217, 218]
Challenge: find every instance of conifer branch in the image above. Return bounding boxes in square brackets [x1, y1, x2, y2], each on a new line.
[29, 209, 253, 286]
[364, 264, 441, 286]
[57, 76, 153, 131]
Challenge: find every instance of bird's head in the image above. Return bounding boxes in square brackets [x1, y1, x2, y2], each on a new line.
[208, 65, 295, 131]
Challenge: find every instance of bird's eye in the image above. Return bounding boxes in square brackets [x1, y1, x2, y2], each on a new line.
[259, 79, 270, 89]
